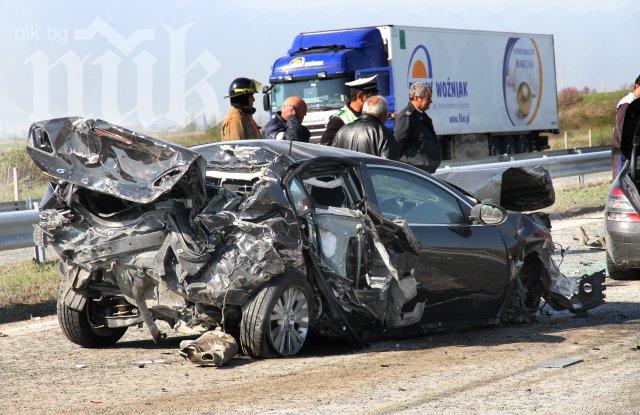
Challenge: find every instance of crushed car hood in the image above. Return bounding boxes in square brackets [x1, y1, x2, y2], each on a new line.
[436, 165, 554, 211]
[27, 117, 206, 204]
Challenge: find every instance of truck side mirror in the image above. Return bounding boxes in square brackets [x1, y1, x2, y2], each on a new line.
[262, 85, 271, 112]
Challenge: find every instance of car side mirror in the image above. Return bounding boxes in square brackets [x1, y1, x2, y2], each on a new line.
[469, 203, 507, 225]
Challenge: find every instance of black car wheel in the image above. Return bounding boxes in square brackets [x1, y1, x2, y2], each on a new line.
[606, 252, 639, 280]
[240, 272, 312, 358]
[57, 290, 127, 348]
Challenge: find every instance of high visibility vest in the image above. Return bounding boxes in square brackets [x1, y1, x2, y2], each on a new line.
[336, 105, 359, 125]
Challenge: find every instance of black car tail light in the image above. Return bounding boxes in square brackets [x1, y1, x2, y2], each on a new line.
[606, 186, 640, 222]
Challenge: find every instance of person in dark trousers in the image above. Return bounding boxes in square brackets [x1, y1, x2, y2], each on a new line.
[612, 75, 640, 179]
[320, 75, 378, 146]
[221, 77, 261, 141]
[261, 96, 310, 142]
[332, 95, 398, 160]
[394, 83, 441, 173]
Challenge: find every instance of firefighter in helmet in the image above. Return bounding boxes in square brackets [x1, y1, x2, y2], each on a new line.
[221, 77, 261, 141]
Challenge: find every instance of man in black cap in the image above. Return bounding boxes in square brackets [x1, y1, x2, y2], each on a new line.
[320, 75, 378, 146]
[612, 75, 640, 178]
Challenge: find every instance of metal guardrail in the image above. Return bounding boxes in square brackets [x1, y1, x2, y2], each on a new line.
[436, 149, 611, 179]
[0, 199, 36, 214]
[0, 209, 39, 251]
[0, 149, 613, 255]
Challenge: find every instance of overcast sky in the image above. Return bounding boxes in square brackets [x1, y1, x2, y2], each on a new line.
[0, 0, 637, 136]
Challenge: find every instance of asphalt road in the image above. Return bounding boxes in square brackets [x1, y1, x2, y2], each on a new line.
[1, 213, 639, 415]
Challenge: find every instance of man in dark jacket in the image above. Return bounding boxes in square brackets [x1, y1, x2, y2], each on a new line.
[394, 83, 441, 173]
[332, 95, 398, 160]
[261, 96, 310, 142]
[611, 74, 640, 179]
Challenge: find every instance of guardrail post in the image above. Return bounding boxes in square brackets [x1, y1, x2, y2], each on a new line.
[31, 200, 46, 263]
[12, 167, 19, 201]
[588, 129, 592, 147]
[578, 174, 585, 187]
[564, 131, 568, 150]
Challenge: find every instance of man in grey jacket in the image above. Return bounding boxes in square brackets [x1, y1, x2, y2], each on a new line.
[332, 95, 398, 160]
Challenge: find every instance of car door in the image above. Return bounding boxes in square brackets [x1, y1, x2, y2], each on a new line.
[362, 164, 510, 327]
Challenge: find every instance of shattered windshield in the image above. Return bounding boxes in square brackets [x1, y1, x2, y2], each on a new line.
[271, 78, 348, 111]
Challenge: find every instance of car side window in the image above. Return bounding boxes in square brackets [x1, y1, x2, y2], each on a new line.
[368, 167, 463, 224]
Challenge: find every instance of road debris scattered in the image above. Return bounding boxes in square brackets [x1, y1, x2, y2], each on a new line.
[575, 226, 605, 249]
[179, 328, 238, 367]
[535, 357, 583, 368]
[133, 359, 166, 368]
[74, 364, 86, 369]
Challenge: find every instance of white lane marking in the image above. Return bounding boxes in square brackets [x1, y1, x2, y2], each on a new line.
[0, 318, 58, 337]
[553, 217, 602, 231]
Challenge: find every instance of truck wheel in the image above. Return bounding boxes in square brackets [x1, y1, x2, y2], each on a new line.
[57, 293, 127, 348]
[606, 252, 639, 280]
[240, 272, 312, 358]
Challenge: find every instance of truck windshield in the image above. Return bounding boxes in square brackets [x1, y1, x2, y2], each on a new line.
[271, 78, 348, 112]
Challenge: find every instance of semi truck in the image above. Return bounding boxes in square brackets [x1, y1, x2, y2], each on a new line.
[263, 25, 559, 160]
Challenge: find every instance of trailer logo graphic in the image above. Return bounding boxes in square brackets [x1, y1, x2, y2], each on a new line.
[407, 45, 433, 87]
[502, 37, 543, 126]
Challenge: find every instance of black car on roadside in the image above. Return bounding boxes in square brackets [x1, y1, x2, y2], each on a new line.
[26, 117, 605, 358]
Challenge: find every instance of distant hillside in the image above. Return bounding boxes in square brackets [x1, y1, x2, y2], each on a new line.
[549, 88, 629, 149]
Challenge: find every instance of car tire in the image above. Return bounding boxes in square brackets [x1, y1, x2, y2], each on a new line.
[57, 291, 127, 348]
[606, 252, 639, 280]
[240, 272, 312, 358]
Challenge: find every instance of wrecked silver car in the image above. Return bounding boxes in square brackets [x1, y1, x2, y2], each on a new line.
[27, 117, 605, 360]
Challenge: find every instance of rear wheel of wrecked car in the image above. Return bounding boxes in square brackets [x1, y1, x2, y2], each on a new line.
[240, 272, 312, 358]
[606, 252, 639, 280]
[57, 294, 127, 348]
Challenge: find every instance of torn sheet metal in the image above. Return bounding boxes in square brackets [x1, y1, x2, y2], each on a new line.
[436, 165, 554, 211]
[179, 328, 238, 366]
[28, 117, 206, 204]
[497, 212, 605, 316]
[194, 142, 281, 171]
[309, 201, 423, 329]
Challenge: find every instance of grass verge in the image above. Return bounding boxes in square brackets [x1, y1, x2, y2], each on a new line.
[0, 260, 59, 324]
[546, 182, 610, 218]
